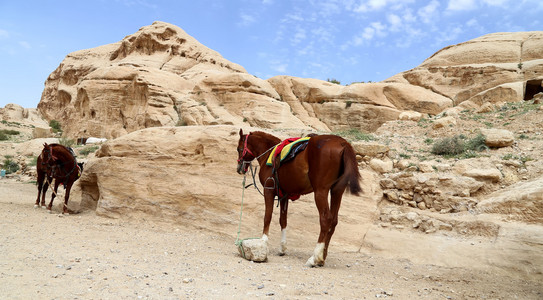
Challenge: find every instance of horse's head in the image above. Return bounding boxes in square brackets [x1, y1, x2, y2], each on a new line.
[236, 129, 255, 174]
[41, 143, 53, 165]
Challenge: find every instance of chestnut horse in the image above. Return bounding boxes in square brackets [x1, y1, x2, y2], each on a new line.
[236, 129, 361, 267]
[35, 143, 81, 214]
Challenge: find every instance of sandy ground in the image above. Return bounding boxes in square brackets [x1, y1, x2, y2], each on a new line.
[1, 178, 542, 300]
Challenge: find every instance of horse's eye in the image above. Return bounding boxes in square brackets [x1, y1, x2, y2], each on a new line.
[237, 148, 242, 153]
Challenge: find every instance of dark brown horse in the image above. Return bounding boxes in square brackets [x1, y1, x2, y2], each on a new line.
[35, 143, 81, 214]
[236, 129, 362, 267]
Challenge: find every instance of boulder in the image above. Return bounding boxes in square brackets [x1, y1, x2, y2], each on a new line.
[32, 127, 53, 139]
[237, 238, 268, 262]
[352, 141, 389, 157]
[399, 111, 423, 121]
[386, 31, 543, 106]
[432, 116, 456, 129]
[369, 158, 393, 174]
[453, 158, 502, 182]
[481, 128, 514, 148]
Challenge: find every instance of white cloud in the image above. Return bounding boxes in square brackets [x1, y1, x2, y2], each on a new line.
[481, 0, 509, 6]
[18, 41, 31, 49]
[466, 18, 485, 32]
[270, 61, 288, 73]
[0, 29, 9, 39]
[447, 0, 477, 11]
[238, 13, 257, 27]
[311, 27, 334, 44]
[351, 22, 387, 46]
[387, 14, 402, 30]
[352, 0, 415, 12]
[418, 0, 440, 23]
[291, 27, 306, 45]
[434, 26, 463, 46]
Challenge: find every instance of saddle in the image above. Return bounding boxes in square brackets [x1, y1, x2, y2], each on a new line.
[266, 137, 311, 168]
[266, 137, 311, 201]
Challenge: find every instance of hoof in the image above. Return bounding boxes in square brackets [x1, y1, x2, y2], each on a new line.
[47, 209, 53, 214]
[34, 205, 39, 209]
[279, 244, 287, 256]
[305, 255, 324, 267]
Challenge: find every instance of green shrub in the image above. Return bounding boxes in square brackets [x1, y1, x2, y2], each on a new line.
[327, 78, 341, 85]
[431, 134, 488, 157]
[79, 145, 99, 157]
[0, 129, 20, 140]
[49, 120, 62, 133]
[334, 128, 375, 141]
[2, 157, 19, 174]
[431, 136, 465, 156]
[464, 133, 488, 152]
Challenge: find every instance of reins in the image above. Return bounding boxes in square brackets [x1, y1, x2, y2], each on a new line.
[234, 174, 260, 259]
[235, 139, 280, 258]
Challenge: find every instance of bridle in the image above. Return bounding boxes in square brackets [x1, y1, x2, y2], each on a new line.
[237, 133, 256, 164]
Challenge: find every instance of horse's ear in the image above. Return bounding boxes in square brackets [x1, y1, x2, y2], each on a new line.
[239, 128, 244, 137]
[43, 143, 48, 147]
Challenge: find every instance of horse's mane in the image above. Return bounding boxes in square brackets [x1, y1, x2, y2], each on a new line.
[251, 131, 281, 144]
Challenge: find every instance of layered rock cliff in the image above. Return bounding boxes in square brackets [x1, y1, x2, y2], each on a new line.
[37, 22, 543, 139]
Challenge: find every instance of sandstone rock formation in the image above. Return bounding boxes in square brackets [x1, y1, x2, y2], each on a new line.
[0, 103, 48, 127]
[386, 31, 543, 107]
[37, 22, 459, 139]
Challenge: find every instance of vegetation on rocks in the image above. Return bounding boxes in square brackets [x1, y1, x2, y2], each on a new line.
[0, 129, 20, 141]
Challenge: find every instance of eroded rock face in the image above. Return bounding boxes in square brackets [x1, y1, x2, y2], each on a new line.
[386, 31, 543, 106]
[0, 103, 48, 127]
[38, 22, 290, 139]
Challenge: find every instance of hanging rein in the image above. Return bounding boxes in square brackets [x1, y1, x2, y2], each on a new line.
[238, 133, 286, 206]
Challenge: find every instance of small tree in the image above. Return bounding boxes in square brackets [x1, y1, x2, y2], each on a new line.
[49, 120, 62, 133]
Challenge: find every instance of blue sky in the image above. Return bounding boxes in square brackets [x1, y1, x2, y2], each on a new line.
[0, 0, 541, 108]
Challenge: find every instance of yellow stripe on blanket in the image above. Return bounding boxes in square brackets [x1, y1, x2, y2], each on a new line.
[266, 137, 311, 166]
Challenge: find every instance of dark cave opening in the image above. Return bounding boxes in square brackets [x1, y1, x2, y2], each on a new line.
[524, 79, 543, 100]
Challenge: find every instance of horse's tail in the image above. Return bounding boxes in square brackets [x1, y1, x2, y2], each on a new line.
[335, 142, 362, 196]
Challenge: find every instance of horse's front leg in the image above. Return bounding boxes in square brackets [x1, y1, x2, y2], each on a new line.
[279, 198, 289, 256]
[306, 189, 331, 267]
[40, 176, 51, 207]
[35, 172, 44, 207]
[47, 180, 60, 213]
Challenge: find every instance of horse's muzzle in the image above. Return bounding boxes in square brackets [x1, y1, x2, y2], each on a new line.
[237, 161, 249, 174]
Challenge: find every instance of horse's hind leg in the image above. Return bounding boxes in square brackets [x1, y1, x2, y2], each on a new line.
[62, 182, 74, 214]
[322, 187, 345, 261]
[261, 189, 275, 243]
[47, 180, 60, 213]
[279, 198, 289, 256]
[306, 189, 331, 267]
